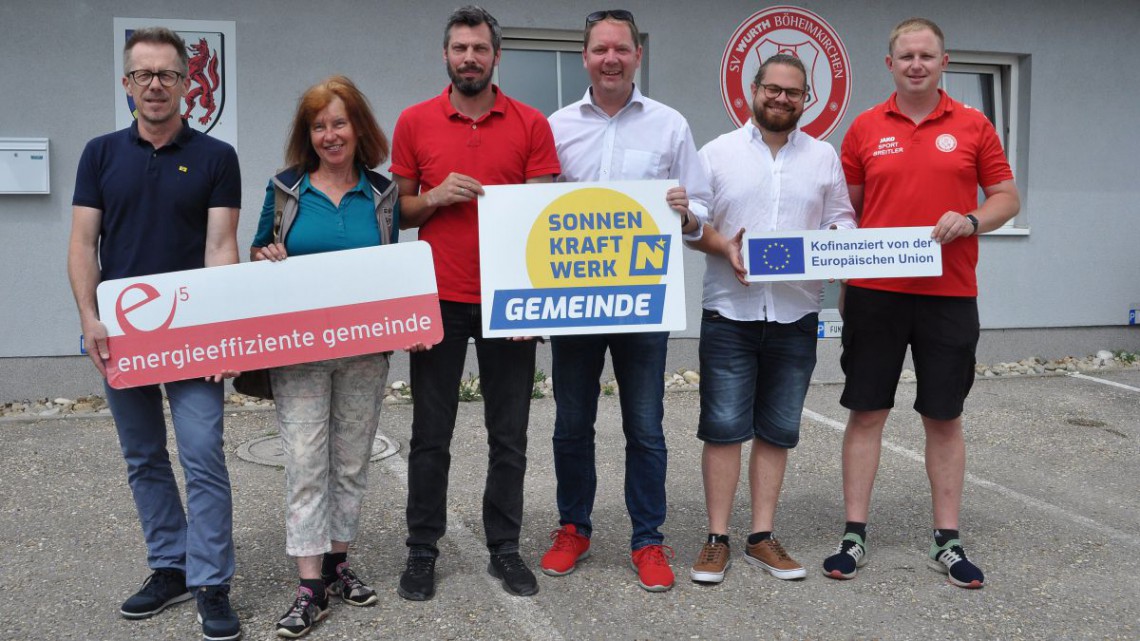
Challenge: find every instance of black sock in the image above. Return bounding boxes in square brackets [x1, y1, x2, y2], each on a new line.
[746, 531, 772, 545]
[845, 521, 867, 540]
[322, 552, 347, 577]
[707, 533, 729, 546]
[934, 529, 959, 547]
[300, 578, 326, 601]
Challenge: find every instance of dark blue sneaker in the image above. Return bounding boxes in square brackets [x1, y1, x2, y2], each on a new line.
[196, 585, 242, 640]
[929, 539, 985, 588]
[120, 568, 192, 619]
[822, 533, 868, 580]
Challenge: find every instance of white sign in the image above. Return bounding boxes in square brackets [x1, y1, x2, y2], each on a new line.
[97, 243, 442, 388]
[479, 181, 686, 337]
[114, 18, 238, 149]
[743, 227, 941, 282]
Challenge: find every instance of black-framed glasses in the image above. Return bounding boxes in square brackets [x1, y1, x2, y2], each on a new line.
[127, 70, 183, 87]
[758, 83, 809, 102]
[586, 9, 636, 26]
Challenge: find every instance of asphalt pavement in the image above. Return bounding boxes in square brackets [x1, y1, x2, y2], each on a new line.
[1, 369, 1138, 641]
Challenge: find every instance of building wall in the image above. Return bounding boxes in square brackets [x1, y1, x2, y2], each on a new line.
[1, 0, 1137, 366]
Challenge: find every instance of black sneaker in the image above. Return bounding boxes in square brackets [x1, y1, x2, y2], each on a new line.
[397, 554, 436, 601]
[822, 533, 868, 580]
[323, 562, 378, 607]
[488, 552, 539, 597]
[120, 568, 192, 619]
[195, 585, 242, 641]
[275, 586, 329, 639]
[929, 539, 985, 589]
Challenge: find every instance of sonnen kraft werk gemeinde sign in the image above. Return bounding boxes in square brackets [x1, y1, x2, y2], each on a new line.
[478, 180, 688, 337]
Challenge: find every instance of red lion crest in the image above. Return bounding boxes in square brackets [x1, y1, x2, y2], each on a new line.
[184, 38, 220, 125]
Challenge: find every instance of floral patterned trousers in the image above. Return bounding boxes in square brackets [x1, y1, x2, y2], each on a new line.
[271, 353, 389, 557]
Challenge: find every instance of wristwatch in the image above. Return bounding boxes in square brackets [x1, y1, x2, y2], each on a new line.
[965, 214, 979, 235]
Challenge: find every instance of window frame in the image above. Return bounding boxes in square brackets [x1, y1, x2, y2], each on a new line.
[943, 51, 1028, 235]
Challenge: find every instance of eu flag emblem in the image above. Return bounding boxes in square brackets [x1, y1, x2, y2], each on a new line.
[749, 237, 806, 275]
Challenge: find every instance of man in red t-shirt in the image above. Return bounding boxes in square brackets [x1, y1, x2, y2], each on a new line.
[823, 17, 1019, 589]
[389, 5, 560, 602]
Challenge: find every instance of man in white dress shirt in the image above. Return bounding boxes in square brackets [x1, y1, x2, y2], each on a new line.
[539, 9, 711, 593]
[687, 54, 855, 585]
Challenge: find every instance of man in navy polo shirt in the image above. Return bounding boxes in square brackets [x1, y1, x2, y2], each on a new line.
[67, 27, 242, 641]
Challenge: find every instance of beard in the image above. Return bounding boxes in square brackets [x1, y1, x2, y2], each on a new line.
[448, 63, 493, 97]
[752, 101, 801, 133]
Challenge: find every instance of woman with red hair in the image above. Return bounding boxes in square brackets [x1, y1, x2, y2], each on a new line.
[250, 75, 398, 638]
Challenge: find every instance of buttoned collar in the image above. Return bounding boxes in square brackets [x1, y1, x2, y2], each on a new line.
[439, 84, 507, 123]
[299, 167, 369, 196]
[127, 119, 194, 149]
[886, 88, 954, 123]
[582, 84, 646, 119]
[744, 119, 804, 149]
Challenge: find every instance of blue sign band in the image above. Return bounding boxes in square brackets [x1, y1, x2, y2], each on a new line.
[489, 285, 666, 329]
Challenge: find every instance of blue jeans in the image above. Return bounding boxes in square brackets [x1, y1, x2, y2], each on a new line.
[406, 301, 535, 555]
[104, 378, 235, 588]
[697, 310, 818, 448]
[551, 332, 668, 550]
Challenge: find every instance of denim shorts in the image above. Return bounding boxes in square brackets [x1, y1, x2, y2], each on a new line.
[697, 310, 818, 448]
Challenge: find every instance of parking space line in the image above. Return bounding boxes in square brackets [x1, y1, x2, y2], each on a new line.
[381, 454, 564, 641]
[801, 408, 1140, 547]
[1066, 372, 1140, 392]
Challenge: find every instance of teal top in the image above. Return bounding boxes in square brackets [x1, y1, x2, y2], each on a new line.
[253, 168, 393, 256]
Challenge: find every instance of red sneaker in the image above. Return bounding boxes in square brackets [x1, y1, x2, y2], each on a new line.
[540, 525, 591, 576]
[630, 544, 675, 592]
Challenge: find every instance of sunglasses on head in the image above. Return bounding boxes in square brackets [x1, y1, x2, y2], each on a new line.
[586, 9, 635, 25]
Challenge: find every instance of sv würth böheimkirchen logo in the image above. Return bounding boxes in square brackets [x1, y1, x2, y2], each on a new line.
[720, 6, 852, 140]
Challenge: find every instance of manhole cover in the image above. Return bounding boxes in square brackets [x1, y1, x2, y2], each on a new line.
[238, 432, 400, 467]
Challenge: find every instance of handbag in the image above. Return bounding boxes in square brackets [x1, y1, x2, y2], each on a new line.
[233, 368, 273, 400]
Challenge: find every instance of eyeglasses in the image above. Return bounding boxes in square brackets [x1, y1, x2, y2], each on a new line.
[758, 83, 809, 102]
[586, 9, 636, 26]
[127, 70, 183, 88]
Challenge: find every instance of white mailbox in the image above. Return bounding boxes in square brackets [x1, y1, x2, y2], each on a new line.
[0, 138, 50, 194]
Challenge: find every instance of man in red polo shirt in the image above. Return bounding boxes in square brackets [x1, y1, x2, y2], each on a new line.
[389, 5, 560, 602]
[823, 17, 1019, 589]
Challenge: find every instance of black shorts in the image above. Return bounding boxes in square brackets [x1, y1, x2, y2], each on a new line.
[839, 286, 979, 420]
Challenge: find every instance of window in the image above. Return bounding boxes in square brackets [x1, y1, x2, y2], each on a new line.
[496, 28, 646, 117]
[942, 52, 1028, 234]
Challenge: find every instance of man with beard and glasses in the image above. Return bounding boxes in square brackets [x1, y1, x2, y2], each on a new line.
[823, 17, 1018, 589]
[539, 9, 710, 593]
[685, 54, 854, 585]
[389, 5, 560, 601]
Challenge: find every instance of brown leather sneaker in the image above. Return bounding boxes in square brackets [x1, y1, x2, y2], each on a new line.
[744, 537, 806, 580]
[690, 541, 731, 584]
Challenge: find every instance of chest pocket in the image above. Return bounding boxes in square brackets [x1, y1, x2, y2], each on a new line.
[621, 149, 662, 179]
